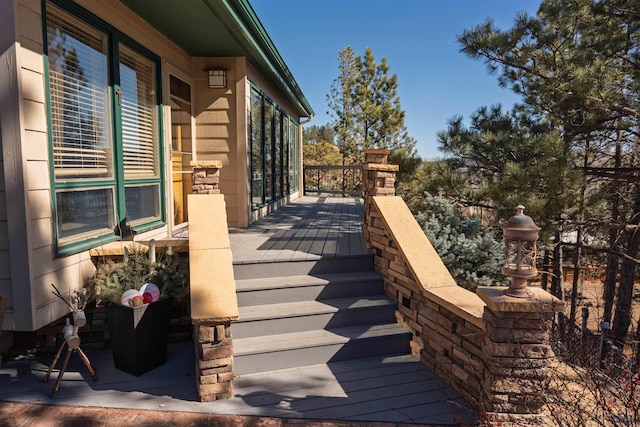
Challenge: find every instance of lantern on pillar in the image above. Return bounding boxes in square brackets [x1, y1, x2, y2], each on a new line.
[502, 205, 541, 298]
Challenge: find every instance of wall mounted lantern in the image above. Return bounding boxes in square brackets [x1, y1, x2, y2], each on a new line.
[208, 69, 226, 88]
[502, 205, 541, 298]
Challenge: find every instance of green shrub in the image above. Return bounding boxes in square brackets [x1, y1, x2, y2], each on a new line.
[87, 245, 188, 305]
[415, 195, 508, 290]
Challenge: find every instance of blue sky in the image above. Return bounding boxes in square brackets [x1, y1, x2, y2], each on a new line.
[250, 0, 541, 159]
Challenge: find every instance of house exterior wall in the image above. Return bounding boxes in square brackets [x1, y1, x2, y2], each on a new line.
[0, 110, 11, 331]
[0, 0, 11, 329]
[191, 57, 304, 228]
[1, 0, 308, 331]
[0, 0, 198, 331]
[0, 114, 9, 325]
[193, 57, 247, 228]
[1, 0, 46, 331]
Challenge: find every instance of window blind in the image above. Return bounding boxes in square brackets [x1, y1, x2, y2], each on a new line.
[119, 44, 158, 179]
[47, 7, 111, 180]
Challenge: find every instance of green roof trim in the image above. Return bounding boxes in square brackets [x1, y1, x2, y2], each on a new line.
[120, 0, 314, 118]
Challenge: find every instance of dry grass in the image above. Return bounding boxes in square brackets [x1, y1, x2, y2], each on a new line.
[544, 359, 639, 426]
[564, 274, 640, 355]
[541, 273, 640, 426]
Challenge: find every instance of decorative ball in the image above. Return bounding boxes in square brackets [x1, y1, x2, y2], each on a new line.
[121, 289, 141, 306]
[139, 283, 160, 303]
[142, 292, 153, 304]
[129, 295, 144, 307]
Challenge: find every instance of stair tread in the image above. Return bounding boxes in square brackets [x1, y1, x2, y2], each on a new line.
[234, 323, 409, 355]
[232, 253, 373, 266]
[236, 271, 382, 293]
[237, 296, 395, 322]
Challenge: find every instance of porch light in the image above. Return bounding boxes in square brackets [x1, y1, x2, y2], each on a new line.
[502, 205, 541, 298]
[208, 69, 226, 88]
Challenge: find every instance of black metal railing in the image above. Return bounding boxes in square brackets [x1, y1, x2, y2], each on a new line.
[303, 165, 363, 197]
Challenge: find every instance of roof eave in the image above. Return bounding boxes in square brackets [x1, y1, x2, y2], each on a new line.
[218, 0, 314, 118]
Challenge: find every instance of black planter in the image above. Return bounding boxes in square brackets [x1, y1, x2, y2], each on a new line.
[106, 298, 173, 376]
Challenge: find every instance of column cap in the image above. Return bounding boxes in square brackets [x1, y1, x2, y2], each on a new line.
[191, 160, 223, 169]
[364, 163, 399, 172]
[364, 149, 390, 164]
[477, 286, 564, 313]
[364, 148, 390, 155]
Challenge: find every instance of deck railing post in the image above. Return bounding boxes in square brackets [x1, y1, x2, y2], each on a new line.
[191, 160, 222, 195]
[476, 287, 563, 424]
[302, 165, 306, 195]
[189, 161, 239, 402]
[362, 149, 398, 253]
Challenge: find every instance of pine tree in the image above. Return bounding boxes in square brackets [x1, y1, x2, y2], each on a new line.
[327, 46, 418, 166]
[428, 105, 576, 232]
[457, 0, 640, 344]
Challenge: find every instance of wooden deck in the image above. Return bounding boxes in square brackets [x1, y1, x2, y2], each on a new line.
[229, 196, 368, 264]
[0, 343, 476, 425]
[0, 197, 477, 425]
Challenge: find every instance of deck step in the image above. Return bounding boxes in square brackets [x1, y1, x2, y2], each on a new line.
[234, 323, 411, 375]
[233, 255, 375, 280]
[232, 245, 409, 376]
[236, 271, 384, 306]
[234, 296, 396, 338]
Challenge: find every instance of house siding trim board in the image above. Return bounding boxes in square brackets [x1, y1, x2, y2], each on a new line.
[1, 0, 38, 331]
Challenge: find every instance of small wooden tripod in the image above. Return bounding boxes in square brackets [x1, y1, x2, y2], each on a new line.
[43, 314, 98, 397]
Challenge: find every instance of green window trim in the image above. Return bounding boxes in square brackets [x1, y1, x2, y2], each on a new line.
[56, 233, 121, 258]
[43, 0, 165, 257]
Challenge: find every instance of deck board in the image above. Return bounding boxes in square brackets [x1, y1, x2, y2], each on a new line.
[229, 197, 368, 264]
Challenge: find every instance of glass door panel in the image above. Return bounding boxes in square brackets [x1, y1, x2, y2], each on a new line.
[170, 75, 192, 226]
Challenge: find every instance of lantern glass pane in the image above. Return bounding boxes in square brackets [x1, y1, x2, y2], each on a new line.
[505, 240, 518, 269]
[521, 240, 535, 271]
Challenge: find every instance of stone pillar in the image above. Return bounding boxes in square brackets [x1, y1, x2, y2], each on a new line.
[476, 287, 563, 425]
[194, 323, 234, 401]
[188, 178, 239, 401]
[362, 149, 399, 252]
[191, 160, 222, 194]
[363, 149, 397, 198]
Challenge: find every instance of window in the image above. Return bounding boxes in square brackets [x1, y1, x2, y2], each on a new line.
[289, 120, 299, 192]
[274, 109, 283, 198]
[45, 2, 163, 255]
[118, 44, 160, 226]
[282, 117, 290, 194]
[250, 89, 264, 207]
[264, 98, 273, 202]
[249, 86, 299, 209]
